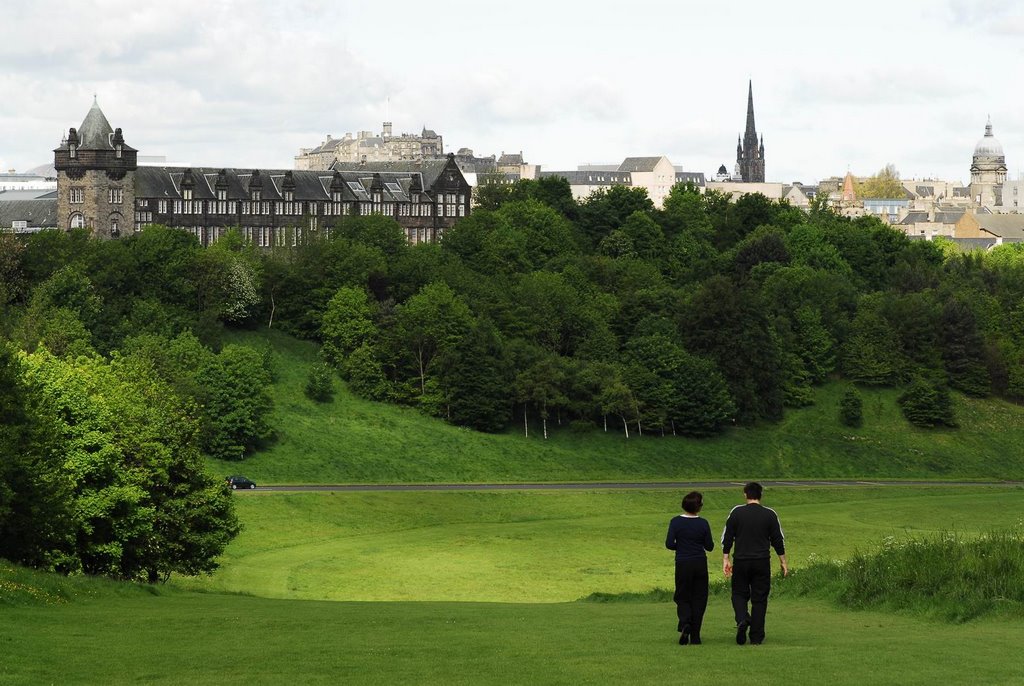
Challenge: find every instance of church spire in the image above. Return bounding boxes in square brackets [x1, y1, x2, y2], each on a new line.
[736, 81, 765, 183]
[745, 80, 756, 141]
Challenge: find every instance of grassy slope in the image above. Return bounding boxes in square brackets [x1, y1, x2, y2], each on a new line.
[209, 328, 1024, 484]
[4, 566, 1023, 685]
[172, 486, 1023, 602]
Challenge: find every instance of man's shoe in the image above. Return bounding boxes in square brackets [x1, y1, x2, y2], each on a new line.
[736, 619, 749, 645]
[690, 636, 702, 645]
[679, 624, 690, 645]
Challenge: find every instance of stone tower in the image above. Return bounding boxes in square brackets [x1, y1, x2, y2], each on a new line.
[970, 117, 1007, 208]
[736, 81, 765, 183]
[54, 98, 137, 238]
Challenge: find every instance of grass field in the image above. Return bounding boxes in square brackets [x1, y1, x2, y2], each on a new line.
[171, 486, 1023, 602]
[6, 592, 1024, 686]
[5, 485, 1024, 685]
[208, 329, 1024, 484]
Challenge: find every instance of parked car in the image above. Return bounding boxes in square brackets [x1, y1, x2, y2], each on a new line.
[226, 475, 257, 490]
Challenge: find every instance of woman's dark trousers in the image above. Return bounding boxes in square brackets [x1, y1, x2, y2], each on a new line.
[674, 558, 709, 640]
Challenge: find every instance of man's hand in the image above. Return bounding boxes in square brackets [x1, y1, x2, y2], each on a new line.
[779, 555, 789, 577]
[723, 556, 732, 578]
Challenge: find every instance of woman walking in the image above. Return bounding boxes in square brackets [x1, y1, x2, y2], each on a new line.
[665, 491, 714, 645]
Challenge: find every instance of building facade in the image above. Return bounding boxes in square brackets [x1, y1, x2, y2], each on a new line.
[969, 118, 1007, 208]
[295, 123, 444, 171]
[55, 101, 471, 245]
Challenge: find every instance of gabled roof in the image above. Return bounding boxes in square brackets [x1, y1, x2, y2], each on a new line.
[0, 199, 58, 229]
[497, 153, 524, 166]
[618, 157, 665, 173]
[331, 158, 460, 189]
[973, 214, 1024, 239]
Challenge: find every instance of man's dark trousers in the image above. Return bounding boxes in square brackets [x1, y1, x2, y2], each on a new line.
[674, 559, 709, 638]
[731, 558, 771, 643]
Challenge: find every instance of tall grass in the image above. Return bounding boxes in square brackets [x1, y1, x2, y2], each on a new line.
[782, 528, 1024, 622]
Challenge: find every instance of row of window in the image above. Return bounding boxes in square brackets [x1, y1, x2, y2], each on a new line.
[67, 188, 125, 204]
[133, 198, 463, 218]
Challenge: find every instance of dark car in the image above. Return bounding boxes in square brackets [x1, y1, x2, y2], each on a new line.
[226, 475, 257, 490]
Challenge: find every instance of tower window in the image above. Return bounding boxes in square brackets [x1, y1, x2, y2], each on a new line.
[69, 213, 85, 229]
[70, 188, 84, 204]
[108, 189, 123, 204]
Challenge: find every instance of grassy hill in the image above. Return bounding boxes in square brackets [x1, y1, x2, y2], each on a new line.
[210, 328, 1024, 484]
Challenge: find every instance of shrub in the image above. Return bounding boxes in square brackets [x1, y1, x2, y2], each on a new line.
[839, 388, 863, 427]
[305, 363, 335, 403]
[898, 378, 956, 428]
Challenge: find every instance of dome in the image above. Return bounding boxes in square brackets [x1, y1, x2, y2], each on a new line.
[974, 119, 1004, 159]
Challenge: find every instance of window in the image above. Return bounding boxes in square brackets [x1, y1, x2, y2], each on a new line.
[183, 188, 193, 200]
[70, 188, 84, 204]
[69, 143, 77, 159]
[252, 189, 261, 201]
[217, 189, 227, 201]
[158, 200, 167, 214]
[69, 212, 85, 229]
[116, 144, 122, 159]
[12, 220, 27, 231]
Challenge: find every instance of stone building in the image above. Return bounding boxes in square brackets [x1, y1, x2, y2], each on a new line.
[736, 81, 765, 183]
[54, 101, 471, 246]
[969, 118, 1007, 208]
[53, 97, 137, 239]
[539, 156, 704, 208]
[295, 123, 444, 171]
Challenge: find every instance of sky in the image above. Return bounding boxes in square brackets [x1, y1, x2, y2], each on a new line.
[2, 0, 1023, 185]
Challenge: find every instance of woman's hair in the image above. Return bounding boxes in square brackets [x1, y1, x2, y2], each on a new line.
[682, 491, 703, 514]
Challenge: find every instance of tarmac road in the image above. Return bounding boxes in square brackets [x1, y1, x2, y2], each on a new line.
[241, 479, 1023, 493]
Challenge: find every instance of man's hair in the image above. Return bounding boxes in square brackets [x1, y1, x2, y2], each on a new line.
[682, 491, 703, 514]
[744, 482, 763, 500]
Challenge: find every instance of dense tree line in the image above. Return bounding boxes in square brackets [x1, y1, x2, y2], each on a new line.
[4, 177, 1023, 576]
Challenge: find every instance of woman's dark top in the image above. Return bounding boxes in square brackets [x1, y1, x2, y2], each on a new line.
[665, 515, 715, 562]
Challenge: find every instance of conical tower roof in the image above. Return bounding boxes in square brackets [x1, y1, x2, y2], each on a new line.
[77, 97, 115, 150]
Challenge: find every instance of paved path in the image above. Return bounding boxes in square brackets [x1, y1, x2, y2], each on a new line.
[245, 479, 1022, 493]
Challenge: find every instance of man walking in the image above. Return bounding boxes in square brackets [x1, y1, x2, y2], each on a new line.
[721, 482, 788, 645]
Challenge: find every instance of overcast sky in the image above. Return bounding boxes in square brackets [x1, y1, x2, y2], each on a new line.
[2, 0, 1022, 184]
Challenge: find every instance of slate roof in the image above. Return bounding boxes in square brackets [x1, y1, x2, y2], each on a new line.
[973, 214, 1024, 239]
[0, 189, 56, 201]
[135, 162, 464, 204]
[77, 100, 115, 149]
[618, 157, 664, 173]
[0, 199, 58, 229]
[497, 153, 524, 166]
[331, 158, 457, 189]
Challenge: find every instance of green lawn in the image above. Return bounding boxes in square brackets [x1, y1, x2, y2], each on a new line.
[6, 486, 1023, 685]
[210, 329, 1024, 484]
[172, 486, 1023, 602]
[5, 584, 1023, 685]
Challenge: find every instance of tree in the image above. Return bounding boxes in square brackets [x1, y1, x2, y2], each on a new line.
[195, 344, 274, 461]
[321, 286, 377, 366]
[18, 349, 238, 581]
[898, 379, 957, 428]
[393, 282, 473, 398]
[0, 345, 76, 571]
[940, 297, 991, 397]
[855, 164, 906, 199]
[514, 352, 569, 439]
[434, 319, 512, 432]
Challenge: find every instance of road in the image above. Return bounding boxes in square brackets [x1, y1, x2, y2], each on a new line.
[243, 479, 1022, 493]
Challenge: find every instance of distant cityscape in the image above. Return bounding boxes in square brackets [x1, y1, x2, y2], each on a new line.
[2, 82, 1022, 249]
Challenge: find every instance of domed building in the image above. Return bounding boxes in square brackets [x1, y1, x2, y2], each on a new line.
[970, 118, 1007, 208]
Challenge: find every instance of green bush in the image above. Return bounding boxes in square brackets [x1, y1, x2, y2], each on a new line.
[898, 379, 957, 428]
[304, 363, 335, 403]
[839, 388, 863, 427]
[781, 529, 1024, 622]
